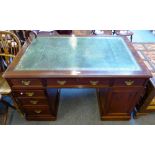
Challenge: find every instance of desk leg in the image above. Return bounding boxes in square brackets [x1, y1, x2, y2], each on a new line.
[131, 35, 133, 42]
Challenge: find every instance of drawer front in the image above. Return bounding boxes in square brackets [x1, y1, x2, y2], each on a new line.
[113, 78, 146, 87]
[47, 78, 78, 87]
[78, 78, 110, 86]
[25, 115, 56, 121]
[10, 79, 43, 87]
[17, 98, 48, 106]
[22, 105, 51, 115]
[13, 90, 46, 97]
[47, 78, 110, 87]
[146, 106, 155, 110]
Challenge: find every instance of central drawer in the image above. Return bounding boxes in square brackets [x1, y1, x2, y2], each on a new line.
[78, 78, 110, 87]
[12, 90, 46, 97]
[47, 78, 78, 87]
[47, 78, 110, 87]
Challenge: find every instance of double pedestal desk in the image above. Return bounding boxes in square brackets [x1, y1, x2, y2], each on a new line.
[3, 36, 151, 121]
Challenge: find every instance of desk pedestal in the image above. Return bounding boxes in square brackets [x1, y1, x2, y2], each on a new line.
[97, 87, 144, 120]
[13, 88, 60, 121]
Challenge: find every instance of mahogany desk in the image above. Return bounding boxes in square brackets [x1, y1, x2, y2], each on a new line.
[3, 36, 151, 121]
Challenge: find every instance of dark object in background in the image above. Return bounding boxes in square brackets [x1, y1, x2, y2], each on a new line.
[0, 96, 16, 125]
[0, 96, 16, 114]
[0, 95, 16, 124]
[13, 30, 26, 45]
[56, 30, 72, 35]
[13, 30, 32, 45]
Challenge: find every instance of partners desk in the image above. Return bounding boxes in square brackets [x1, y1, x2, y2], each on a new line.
[3, 36, 151, 121]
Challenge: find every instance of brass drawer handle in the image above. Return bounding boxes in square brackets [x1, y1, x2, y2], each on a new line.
[90, 81, 99, 85]
[125, 80, 134, 86]
[153, 98, 155, 103]
[21, 80, 31, 86]
[25, 92, 34, 97]
[30, 100, 38, 105]
[34, 110, 42, 114]
[57, 80, 66, 85]
[150, 98, 155, 105]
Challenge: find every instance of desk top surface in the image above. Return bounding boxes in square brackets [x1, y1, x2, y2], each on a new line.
[15, 36, 140, 71]
[4, 36, 151, 78]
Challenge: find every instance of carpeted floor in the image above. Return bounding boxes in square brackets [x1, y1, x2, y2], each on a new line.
[133, 42, 155, 76]
[0, 113, 7, 125]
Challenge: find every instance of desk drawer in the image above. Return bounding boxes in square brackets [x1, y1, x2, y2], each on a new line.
[113, 78, 146, 87]
[78, 78, 110, 86]
[10, 79, 43, 87]
[25, 114, 56, 121]
[22, 105, 51, 115]
[47, 78, 110, 87]
[17, 98, 48, 106]
[47, 78, 78, 87]
[13, 90, 46, 97]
